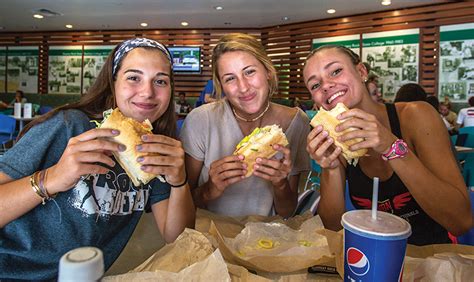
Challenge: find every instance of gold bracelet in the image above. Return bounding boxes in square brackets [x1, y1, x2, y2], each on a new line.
[30, 171, 46, 205]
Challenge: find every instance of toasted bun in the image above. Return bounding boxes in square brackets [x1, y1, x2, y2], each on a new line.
[100, 108, 157, 186]
[310, 103, 367, 166]
[233, 125, 289, 177]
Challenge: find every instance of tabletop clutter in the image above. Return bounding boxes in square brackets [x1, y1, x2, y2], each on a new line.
[100, 209, 474, 281]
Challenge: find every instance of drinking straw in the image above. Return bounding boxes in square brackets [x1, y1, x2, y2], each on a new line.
[371, 177, 379, 220]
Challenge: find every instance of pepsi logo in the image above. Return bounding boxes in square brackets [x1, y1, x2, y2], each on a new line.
[347, 247, 370, 276]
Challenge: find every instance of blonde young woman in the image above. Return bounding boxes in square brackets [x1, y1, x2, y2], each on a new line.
[180, 33, 310, 218]
[303, 45, 472, 245]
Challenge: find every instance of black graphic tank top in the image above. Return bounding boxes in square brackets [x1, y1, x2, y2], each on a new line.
[346, 103, 450, 245]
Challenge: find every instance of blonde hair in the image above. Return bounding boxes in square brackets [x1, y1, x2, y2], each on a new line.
[211, 33, 278, 99]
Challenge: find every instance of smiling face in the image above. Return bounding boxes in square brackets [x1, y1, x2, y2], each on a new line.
[114, 48, 172, 123]
[217, 50, 270, 116]
[303, 48, 368, 110]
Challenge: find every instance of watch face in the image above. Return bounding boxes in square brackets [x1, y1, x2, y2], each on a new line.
[395, 141, 408, 155]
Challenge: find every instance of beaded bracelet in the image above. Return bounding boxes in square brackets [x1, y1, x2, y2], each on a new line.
[168, 173, 188, 188]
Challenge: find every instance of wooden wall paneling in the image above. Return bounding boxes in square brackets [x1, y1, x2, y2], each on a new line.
[1, 2, 474, 98]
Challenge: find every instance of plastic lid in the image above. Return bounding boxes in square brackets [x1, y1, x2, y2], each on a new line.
[58, 247, 104, 281]
[341, 210, 411, 239]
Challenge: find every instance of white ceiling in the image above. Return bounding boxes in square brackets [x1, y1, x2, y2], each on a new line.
[0, 0, 453, 32]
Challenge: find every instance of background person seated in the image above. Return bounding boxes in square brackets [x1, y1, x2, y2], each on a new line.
[175, 91, 192, 115]
[457, 96, 474, 128]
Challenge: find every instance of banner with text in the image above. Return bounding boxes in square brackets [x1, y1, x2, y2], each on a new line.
[362, 29, 419, 101]
[439, 23, 474, 103]
[312, 34, 360, 55]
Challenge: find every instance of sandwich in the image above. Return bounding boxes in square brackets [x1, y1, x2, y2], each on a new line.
[98, 108, 164, 186]
[310, 103, 367, 166]
[234, 125, 289, 177]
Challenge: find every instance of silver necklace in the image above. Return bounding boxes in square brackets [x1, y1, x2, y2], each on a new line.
[232, 102, 270, 122]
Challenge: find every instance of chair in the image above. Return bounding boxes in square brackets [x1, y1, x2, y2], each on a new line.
[305, 110, 317, 120]
[458, 127, 474, 148]
[296, 160, 321, 215]
[0, 114, 16, 153]
[39, 105, 53, 115]
[176, 118, 185, 136]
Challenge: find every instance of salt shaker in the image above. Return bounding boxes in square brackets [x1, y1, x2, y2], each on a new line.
[58, 246, 104, 281]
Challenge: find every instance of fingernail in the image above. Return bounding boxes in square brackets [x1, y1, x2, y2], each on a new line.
[141, 165, 147, 171]
[256, 158, 262, 163]
[254, 164, 259, 169]
[136, 144, 142, 151]
[119, 145, 126, 152]
[328, 138, 333, 143]
[238, 155, 244, 160]
[141, 135, 148, 141]
[112, 130, 120, 135]
[137, 157, 144, 162]
[322, 131, 328, 137]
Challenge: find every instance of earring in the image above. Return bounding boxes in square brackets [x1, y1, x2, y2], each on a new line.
[363, 77, 368, 83]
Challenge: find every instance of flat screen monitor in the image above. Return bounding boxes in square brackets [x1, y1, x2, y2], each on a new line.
[168, 46, 201, 73]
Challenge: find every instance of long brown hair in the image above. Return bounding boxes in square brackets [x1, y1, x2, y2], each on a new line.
[19, 42, 177, 139]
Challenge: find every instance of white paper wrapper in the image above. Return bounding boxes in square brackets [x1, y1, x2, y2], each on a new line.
[103, 249, 230, 282]
[403, 252, 474, 281]
[226, 217, 329, 259]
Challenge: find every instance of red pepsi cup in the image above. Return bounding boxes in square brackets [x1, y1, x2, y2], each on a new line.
[341, 210, 411, 282]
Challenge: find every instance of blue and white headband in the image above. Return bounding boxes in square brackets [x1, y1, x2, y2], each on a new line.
[112, 37, 173, 76]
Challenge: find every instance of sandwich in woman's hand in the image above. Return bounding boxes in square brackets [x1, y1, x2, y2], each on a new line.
[310, 103, 367, 166]
[99, 108, 164, 186]
[234, 125, 289, 177]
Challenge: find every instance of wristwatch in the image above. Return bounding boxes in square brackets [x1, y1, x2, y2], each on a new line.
[381, 139, 408, 161]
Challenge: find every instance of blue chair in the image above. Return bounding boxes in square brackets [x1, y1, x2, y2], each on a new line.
[0, 114, 16, 152]
[39, 105, 53, 115]
[305, 110, 317, 120]
[176, 118, 185, 136]
[459, 127, 474, 148]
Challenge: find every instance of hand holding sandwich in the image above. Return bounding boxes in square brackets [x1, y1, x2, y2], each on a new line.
[46, 128, 124, 194]
[251, 144, 292, 188]
[206, 155, 247, 200]
[135, 134, 187, 187]
[334, 107, 398, 155]
[307, 103, 398, 169]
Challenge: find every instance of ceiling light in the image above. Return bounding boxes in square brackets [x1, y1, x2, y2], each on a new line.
[140, 22, 148, 27]
[327, 9, 336, 14]
[181, 21, 189, 26]
[65, 24, 73, 29]
[33, 14, 44, 19]
[381, 0, 391, 5]
[282, 16, 289, 21]
[214, 6, 223, 10]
